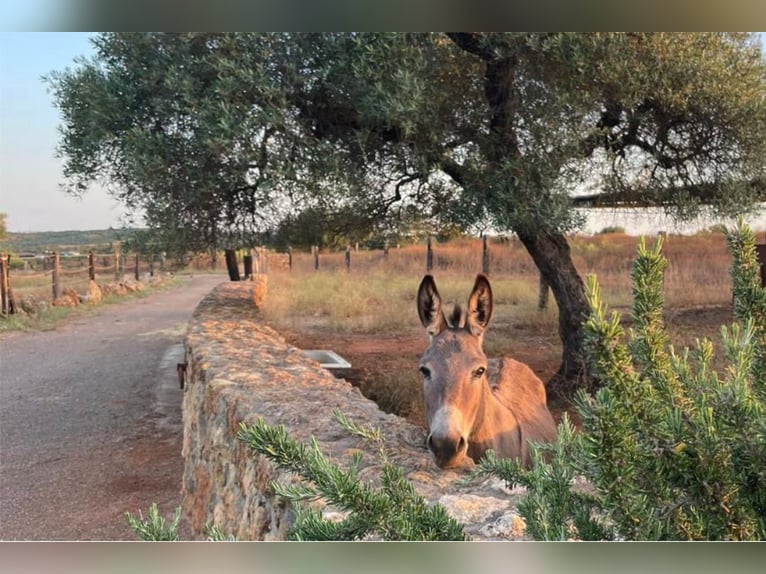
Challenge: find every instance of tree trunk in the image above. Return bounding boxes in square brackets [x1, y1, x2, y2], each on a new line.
[224, 248, 241, 281]
[516, 229, 594, 402]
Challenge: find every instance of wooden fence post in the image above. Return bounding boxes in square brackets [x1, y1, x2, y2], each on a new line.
[52, 251, 61, 301]
[383, 240, 389, 261]
[134, 253, 140, 281]
[313, 245, 319, 271]
[288, 246, 293, 271]
[253, 249, 261, 274]
[2, 254, 15, 315]
[426, 236, 433, 272]
[345, 245, 351, 271]
[114, 241, 121, 281]
[6, 255, 15, 314]
[243, 251, 253, 278]
[149, 253, 155, 277]
[537, 272, 550, 310]
[88, 251, 95, 281]
[261, 245, 268, 274]
[0, 254, 7, 315]
[482, 235, 490, 275]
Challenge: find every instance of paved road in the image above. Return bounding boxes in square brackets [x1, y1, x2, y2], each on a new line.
[0, 274, 224, 540]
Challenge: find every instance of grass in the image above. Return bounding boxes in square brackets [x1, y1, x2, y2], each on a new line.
[265, 231, 736, 336]
[263, 269, 421, 333]
[264, 264, 560, 336]
[0, 305, 76, 332]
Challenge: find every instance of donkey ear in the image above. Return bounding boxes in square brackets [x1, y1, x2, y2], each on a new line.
[466, 274, 493, 336]
[417, 275, 446, 336]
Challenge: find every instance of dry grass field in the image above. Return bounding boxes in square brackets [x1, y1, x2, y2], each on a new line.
[263, 230, 761, 427]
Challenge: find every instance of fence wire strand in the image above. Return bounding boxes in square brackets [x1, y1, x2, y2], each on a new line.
[59, 268, 90, 277]
[7, 270, 53, 280]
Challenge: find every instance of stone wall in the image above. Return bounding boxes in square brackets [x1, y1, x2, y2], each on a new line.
[181, 278, 528, 540]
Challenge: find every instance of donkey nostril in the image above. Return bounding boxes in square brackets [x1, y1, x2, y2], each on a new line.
[428, 433, 466, 457]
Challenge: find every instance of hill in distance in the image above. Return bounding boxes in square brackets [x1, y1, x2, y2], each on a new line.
[1, 228, 139, 254]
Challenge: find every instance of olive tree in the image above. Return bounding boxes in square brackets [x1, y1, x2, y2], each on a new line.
[49, 33, 766, 398]
[275, 32, 766, 398]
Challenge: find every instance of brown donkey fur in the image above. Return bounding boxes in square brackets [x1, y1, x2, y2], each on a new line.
[417, 274, 557, 469]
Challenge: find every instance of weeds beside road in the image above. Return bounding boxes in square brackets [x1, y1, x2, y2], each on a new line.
[0, 274, 192, 334]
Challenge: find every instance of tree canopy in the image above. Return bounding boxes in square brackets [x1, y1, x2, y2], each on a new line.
[49, 33, 766, 246]
[49, 33, 766, 397]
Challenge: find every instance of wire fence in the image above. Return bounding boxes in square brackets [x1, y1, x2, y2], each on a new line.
[261, 231, 766, 311]
[0, 250, 162, 315]
[266, 236, 496, 275]
[228, 237, 557, 309]
[2, 232, 763, 317]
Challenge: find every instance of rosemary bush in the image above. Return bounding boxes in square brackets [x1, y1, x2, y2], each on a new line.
[237, 410, 466, 541]
[471, 219, 766, 540]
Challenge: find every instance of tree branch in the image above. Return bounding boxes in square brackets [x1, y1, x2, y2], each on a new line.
[572, 178, 766, 208]
[445, 33, 497, 61]
[438, 156, 469, 187]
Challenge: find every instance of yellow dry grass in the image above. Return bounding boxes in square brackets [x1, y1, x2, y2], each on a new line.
[264, 231, 737, 336]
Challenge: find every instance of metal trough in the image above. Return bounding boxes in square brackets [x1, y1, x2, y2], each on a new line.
[302, 349, 352, 369]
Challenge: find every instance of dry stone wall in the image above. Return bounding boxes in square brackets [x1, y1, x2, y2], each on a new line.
[181, 278, 529, 540]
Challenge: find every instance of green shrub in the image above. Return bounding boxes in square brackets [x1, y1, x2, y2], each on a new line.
[237, 410, 466, 541]
[127, 410, 465, 542]
[125, 503, 182, 541]
[471, 219, 766, 540]
[125, 504, 235, 541]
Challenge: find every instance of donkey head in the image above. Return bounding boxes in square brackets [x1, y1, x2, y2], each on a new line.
[416, 274, 493, 469]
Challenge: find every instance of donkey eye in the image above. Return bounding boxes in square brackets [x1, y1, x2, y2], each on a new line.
[473, 366, 487, 378]
[419, 366, 431, 378]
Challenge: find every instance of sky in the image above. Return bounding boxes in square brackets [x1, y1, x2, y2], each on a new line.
[0, 32, 130, 232]
[0, 32, 765, 234]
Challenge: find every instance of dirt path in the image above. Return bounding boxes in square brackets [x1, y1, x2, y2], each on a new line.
[0, 274, 223, 540]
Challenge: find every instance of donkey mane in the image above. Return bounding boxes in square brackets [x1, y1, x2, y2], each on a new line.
[447, 304, 464, 328]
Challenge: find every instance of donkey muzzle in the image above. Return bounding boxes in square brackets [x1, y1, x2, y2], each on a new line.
[427, 405, 470, 468]
[427, 432, 468, 469]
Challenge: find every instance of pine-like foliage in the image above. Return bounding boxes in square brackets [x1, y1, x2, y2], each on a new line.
[125, 503, 182, 541]
[727, 221, 766, 393]
[125, 504, 235, 541]
[472, 219, 766, 540]
[236, 409, 467, 541]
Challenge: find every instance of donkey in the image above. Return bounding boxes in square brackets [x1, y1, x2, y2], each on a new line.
[417, 273, 557, 469]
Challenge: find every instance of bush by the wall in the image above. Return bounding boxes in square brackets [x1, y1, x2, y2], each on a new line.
[237, 410, 467, 541]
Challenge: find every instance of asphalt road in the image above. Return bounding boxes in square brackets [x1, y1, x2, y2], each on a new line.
[0, 274, 224, 540]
